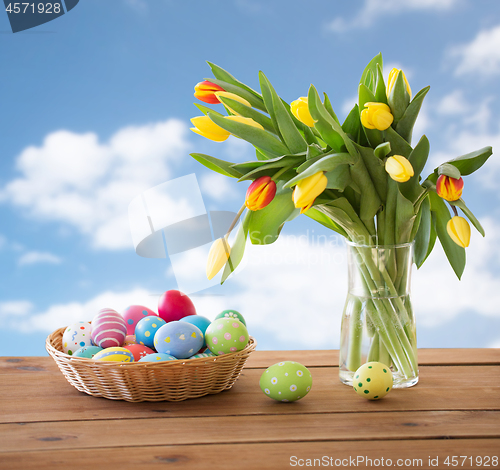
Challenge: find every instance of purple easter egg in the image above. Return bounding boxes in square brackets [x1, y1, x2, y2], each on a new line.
[91, 308, 127, 348]
[121, 305, 158, 335]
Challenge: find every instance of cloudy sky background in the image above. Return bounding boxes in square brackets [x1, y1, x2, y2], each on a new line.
[1, 0, 500, 355]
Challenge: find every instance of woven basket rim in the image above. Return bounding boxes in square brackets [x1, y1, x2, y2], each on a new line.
[46, 325, 257, 368]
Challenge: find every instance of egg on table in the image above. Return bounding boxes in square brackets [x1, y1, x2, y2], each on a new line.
[205, 318, 249, 355]
[260, 361, 312, 402]
[62, 321, 92, 355]
[353, 362, 393, 400]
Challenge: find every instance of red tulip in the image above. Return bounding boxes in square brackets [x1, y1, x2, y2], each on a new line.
[194, 80, 225, 104]
[245, 176, 277, 211]
[436, 174, 464, 201]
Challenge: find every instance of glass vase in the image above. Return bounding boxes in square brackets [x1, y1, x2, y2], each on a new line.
[339, 241, 418, 388]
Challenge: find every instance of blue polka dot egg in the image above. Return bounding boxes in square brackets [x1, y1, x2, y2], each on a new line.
[353, 362, 393, 400]
[135, 316, 166, 348]
[154, 321, 204, 359]
[260, 361, 312, 402]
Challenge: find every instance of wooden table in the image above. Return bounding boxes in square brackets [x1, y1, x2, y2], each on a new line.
[1, 349, 499, 469]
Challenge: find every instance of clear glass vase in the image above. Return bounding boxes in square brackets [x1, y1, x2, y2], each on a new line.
[339, 241, 418, 388]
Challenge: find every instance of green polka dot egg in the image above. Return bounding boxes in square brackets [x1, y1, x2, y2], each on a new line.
[353, 362, 393, 400]
[260, 361, 312, 402]
[214, 309, 246, 326]
[205, 318, 249, 355]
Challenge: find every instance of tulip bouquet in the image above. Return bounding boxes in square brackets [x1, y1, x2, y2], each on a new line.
[189, 54, 492, 385]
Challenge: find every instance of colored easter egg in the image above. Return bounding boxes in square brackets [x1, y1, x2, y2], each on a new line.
[260, 361, 312, 402]
[93, 347, 134, 363]
[158, 290, 196, 323]
[135, 316, 166, 348]
[138, 353, 177, 363]
[72, 345, 103, 359]
[91, 308, 127, 349]
[353, 362, 393, 400]
[121, 305, 158, 335]
[123, 344, 155, 362]
[181, 315, 211, 347]
[123, 335, 137, 346]
[189, 351, 216, 359]
[214, 309, 246, 326]
[154, 321, 204, 359]
[205, 318, 249, 356]
[62, 322, 92, 355]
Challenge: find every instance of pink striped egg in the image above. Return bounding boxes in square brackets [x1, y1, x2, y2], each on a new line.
[91, 308, 127, 348]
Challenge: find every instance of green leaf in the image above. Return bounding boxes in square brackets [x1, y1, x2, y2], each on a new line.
[216, 95, 276, 133]
[360, 53, 383, 93]
[396, 187, 415, 244]
[443, 146, 493, 176]
[414, 196, 431, 268]
[449, 198, 485, 236]
[355, 144, 387, 203]
[207, 77, 266, 112]
[325, 164, 352, 191]
[384, 126, 412, 157]
[438, 163, 461, 179]
[387, 72, 410, 124]
[358, 84, 383, 148]
[305, 207, 348, 237]
[306, 143, 324, 160]
[259, 71, 284, 142]
[429, 191, 466, 279]
[248, 187, 298, 245]
[236, 155, 306, 182]
[284, 153, 354, 188]
[207, 112, 289, 157]
[374, 142, 391, 160]
[323, 92, 340, 124]
[207, 62, 263, 101]
[256, 149, 270, 160]
[221, 211, 251, 284]
[399, 135, 430, 202]
[396, 86, 430, 144]
[190, 153, 242, 178]
[374, 64, 388, 104]
[342, 104, 361, 142]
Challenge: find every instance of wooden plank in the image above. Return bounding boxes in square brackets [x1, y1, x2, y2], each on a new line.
[1, 365, 499, 424]
[1, 439, 499, 470]
[1, 411, 499, 453]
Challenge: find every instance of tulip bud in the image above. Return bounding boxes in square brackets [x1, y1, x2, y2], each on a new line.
[361, 102, 394, 131]
[385, 155, 414, 183]
[206, 238, 231, 280]
[290, 97, 315, 127]
[194, 80, 225, 104]
[214, 91, 251, 115]
[386, 69, 412, 99]
[436, 174, 464, 202]
[293, 172, 328, 214]
[190, 116, 231, 142]
[245, 176, 277, 211]
[447, 216, 471, 248]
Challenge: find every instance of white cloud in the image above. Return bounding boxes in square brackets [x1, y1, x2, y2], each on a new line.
[0, 301, 33, 318]
[18, 251, 62, 266]
[452, 25, 500, 77]
[327, 0, 458, 33]
[0, 120, 190, 250]
[436, 90, 469, 115]
[200, 172, 238, 201]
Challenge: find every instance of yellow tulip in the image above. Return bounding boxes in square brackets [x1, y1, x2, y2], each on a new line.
[293, 172, 328, 214]
[361, 102, 394, 131]
[447, 216, 471, 248]
[190, 116, 231, 142]
[387, 68, 412, 99]
[206, 238, 231, 280]
[385, 155, 414, 183]
[290, 97, 315, 127]
[214, 91, 251, 115]
[225, 115, 264, 130]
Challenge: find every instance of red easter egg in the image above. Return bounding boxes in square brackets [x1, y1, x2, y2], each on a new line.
[121, 305, 158, 335]
[123, 344, 155, 362]
[158, 290, 196, 323]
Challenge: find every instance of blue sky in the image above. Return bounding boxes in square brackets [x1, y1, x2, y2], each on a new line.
[1, 0, 500, 356]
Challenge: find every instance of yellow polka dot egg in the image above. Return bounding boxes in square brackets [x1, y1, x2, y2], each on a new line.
[353, 362, 393, 400]
[260, 361, 312, 402]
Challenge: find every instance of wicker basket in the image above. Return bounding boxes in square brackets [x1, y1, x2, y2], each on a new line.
[46, 326, 257, 402]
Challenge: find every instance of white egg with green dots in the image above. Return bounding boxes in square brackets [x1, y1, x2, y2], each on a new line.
[353, 362, 393, 400]
[260, 361, 312, 402]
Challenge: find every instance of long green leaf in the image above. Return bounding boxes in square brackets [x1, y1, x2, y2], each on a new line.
[259, 71, 284, 142]
[207, 62, 263, 100]
[396, 188, 415, 244]
[396, 86, 430, 144]
[342, 104, 361, 142]
[360, 53, 383, 93]
[208, 112, 289, 157]
[216, 95, 276, 133]
[207, 78, 266, 112]
[449, 198, 485, 236]
[414, 196, 431, 268]
[384, 126, 412, 157]
[355, 144, 387, 203]
[358, 84, 383, 147]
[429, 191, 466, 279]
[444, 146, 493, 176]
[237, 156, 306, 182]
[387, 72, 410, 124]
[231, 153, 305, 173]
[305, 207, 348, 237]
[374, 64, 387, 104]
[190, 153, 242, 178]
[326, 165, 352, 191]
[399, 135, 430, 202]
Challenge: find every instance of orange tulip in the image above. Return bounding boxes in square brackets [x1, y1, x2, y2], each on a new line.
[194, 80, 225, 104]
[436, 175, 464, 202]
[245, 176, 277, 211]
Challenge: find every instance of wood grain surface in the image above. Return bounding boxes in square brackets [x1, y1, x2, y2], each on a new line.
[1, 349, 499, 470]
